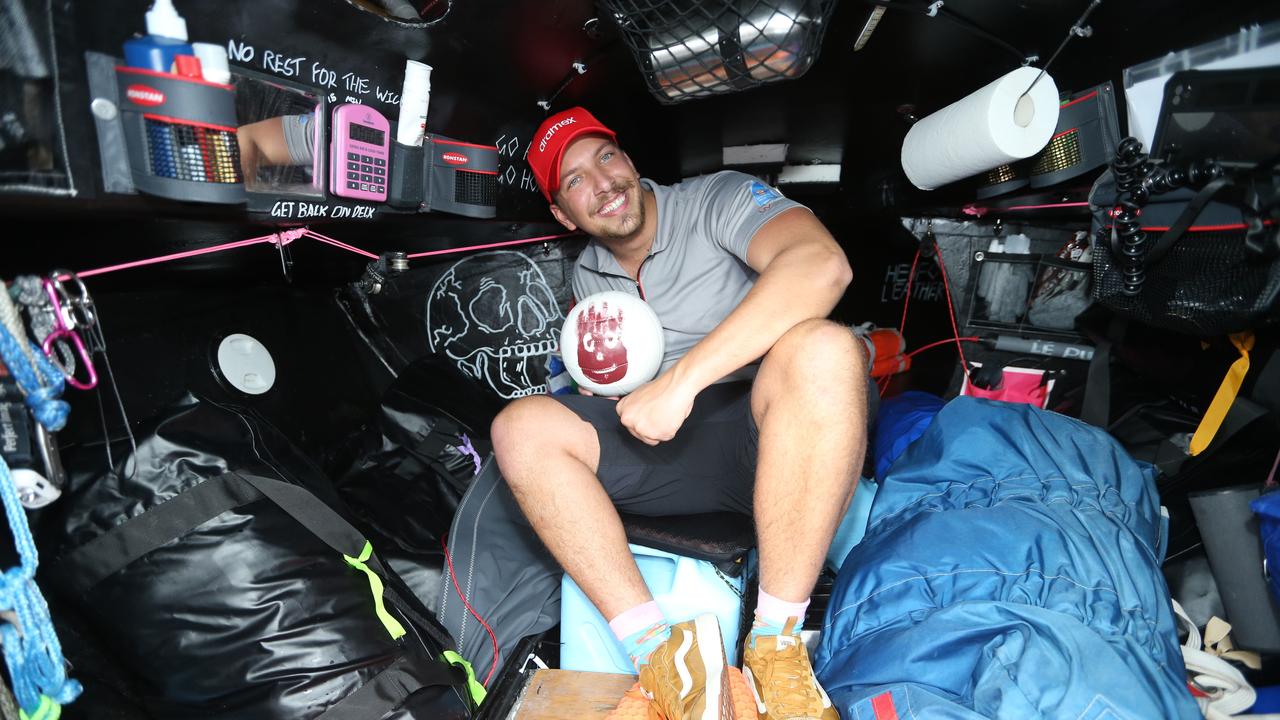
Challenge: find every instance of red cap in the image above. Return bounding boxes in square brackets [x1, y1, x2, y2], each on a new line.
[528, 107, 617, 202]
[173, 54, 203, 79]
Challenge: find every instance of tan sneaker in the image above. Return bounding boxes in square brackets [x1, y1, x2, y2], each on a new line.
[638, 613, 735, 720]
[742, 619, 838, 720]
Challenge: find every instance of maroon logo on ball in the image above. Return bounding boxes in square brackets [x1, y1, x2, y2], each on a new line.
[577, 301, 627, 384]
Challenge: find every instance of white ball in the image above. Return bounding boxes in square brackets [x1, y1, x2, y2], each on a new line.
[560, 291, 665, 397]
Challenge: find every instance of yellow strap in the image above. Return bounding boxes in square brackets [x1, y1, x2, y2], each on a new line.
[1189, 331, 1255, 456]
[342, 541, 407, 641]
[19, 696, 60, 720]
[443, 650, 488, 705]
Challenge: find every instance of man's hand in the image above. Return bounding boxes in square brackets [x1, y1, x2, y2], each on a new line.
[615, 371, 697, 445]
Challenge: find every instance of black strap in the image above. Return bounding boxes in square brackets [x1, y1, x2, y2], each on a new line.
[57, 472, 388, 592]
[57, 474, 260, 594]
[237, 474, 389, 577]
[1081, 317, 1125, 427]
[314, 654, 468, 719]
[1145, 176, 1235, 267]
[1200, 396, 1270, 454]
[383, 582, 459, 654]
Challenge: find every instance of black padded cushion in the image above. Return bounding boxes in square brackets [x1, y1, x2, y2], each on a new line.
[619, 512, 755, 577]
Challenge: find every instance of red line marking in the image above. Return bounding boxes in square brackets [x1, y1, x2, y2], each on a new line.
[1060, 89, 1099, 109]
[871, 691, 899, 720]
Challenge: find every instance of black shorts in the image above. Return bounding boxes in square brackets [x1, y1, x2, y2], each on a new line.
[553, 381, 759, 517]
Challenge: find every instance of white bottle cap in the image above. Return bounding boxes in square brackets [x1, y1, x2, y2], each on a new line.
[145, 0, 189, 40]
[192, 42, 230, 83]
[396, 60, 433, 147]
[405, 60, 432, 89]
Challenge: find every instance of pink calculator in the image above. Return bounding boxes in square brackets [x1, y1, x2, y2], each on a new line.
[330, 103, 391, 202]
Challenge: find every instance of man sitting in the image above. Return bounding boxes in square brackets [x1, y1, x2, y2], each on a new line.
[492, 107, 868, 720]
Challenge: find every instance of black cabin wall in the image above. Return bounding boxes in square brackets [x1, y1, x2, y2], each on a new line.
[9, 0, 1280, 464]
[19, 0, 1280, 260]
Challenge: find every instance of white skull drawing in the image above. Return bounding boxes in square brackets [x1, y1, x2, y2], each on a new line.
[426, 250, 563, 399]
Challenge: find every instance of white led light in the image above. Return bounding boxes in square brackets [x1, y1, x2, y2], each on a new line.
[777, 164, 841, 184]
[722, 143, 789, 166]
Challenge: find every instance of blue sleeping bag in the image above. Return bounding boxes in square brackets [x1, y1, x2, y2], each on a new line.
[815, 397, 1198, 720]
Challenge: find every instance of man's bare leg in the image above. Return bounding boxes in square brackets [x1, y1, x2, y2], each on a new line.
[751, 318, 867, 602]
[491, 395, 650, 619]
[742, 318, 865, 719]
[494, 396, 733, 720]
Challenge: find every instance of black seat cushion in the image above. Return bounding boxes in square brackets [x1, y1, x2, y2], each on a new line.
[619, 512, 755, 577]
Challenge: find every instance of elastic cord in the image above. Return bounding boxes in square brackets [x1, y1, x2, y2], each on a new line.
[68, 229, 581, 279]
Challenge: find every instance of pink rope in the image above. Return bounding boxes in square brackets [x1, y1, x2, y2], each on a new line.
[963, 201, 1090, 217]
[405, 232, 579, 259]
[76, 234, 281, 279]
[67, 227, 578, 280]
[301, 229, 380, 259]
[1003, 201, 1090, 211]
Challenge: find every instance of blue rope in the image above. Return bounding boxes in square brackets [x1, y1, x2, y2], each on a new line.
[0, 457, 80, 714]
[0, 324, 68, 432]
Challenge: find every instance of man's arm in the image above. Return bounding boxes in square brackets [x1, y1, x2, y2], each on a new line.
[237, 116, 296, 180]
[616, 206, 851, 444]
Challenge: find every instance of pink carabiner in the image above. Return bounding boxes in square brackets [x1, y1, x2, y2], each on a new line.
[41, 327, 97, 390]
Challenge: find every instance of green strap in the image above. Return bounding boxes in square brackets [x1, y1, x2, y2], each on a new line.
[342, 541, 406, 641]
[19, 696, 60, 720]
[442, 650, 487, 705]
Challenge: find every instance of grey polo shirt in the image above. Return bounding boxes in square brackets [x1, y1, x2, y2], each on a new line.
[282, 113, 316, 166]
[572, 170, 804, 383]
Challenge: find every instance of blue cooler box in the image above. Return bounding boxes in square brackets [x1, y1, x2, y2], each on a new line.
[560, 543, 746, 673]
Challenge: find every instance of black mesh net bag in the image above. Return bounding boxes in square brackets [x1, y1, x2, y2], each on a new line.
[1090, 171, 1280, 336]
[600, 0, 838, 103]
[1092, 228, 1280, 335]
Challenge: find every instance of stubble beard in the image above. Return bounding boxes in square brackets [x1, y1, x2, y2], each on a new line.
[592, 181, 645, 241]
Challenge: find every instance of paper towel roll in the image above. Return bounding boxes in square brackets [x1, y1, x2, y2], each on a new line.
[901, 66, 1060, 190]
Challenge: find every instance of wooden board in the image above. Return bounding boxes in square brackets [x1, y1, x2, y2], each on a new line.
[508, 669, 637, 720]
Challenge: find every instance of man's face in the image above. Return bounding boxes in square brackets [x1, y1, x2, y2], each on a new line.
[549, 136, 645, 241]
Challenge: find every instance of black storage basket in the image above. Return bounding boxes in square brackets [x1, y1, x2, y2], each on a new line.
[600, 0, 838, 104]
[116, 66, 246, 204]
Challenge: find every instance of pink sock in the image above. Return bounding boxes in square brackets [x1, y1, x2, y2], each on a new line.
[609, 601, 669, 667]
[608, 600, 665, 641]
[754, 588, 810, 633]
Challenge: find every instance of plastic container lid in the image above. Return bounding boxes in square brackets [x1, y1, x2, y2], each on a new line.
[192, 42, 230, 84]
[145, 0, 189, 40]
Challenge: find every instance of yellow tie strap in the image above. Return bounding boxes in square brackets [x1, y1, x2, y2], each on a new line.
[342, 541, 407, 641]
[1190, 331, 1255, 456]
[19, 695, 60, 720]
[443, 650, 488, 705]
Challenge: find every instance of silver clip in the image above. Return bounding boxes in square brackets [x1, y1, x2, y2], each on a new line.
[49, 269, 96, 330]
[274, 232, 295, 282]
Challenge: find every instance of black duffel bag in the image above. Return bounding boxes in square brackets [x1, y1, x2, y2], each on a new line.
[45, 396, 476, 720]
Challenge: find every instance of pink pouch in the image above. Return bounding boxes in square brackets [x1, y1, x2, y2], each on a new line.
[960, 365, 1052, 409]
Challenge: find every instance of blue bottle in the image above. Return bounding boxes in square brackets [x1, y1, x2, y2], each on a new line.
[545, 353, 576, 395]
[122, 0, 192, 72]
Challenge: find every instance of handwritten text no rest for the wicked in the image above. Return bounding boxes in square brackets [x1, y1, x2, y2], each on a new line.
[227, 39, 400, 106]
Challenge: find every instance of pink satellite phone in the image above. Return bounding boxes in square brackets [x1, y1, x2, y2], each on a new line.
[330, 103, 390, 202]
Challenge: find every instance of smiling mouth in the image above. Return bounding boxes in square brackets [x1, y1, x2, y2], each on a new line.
[596, 190, 628, 216]
[583, 362, 627, 383]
